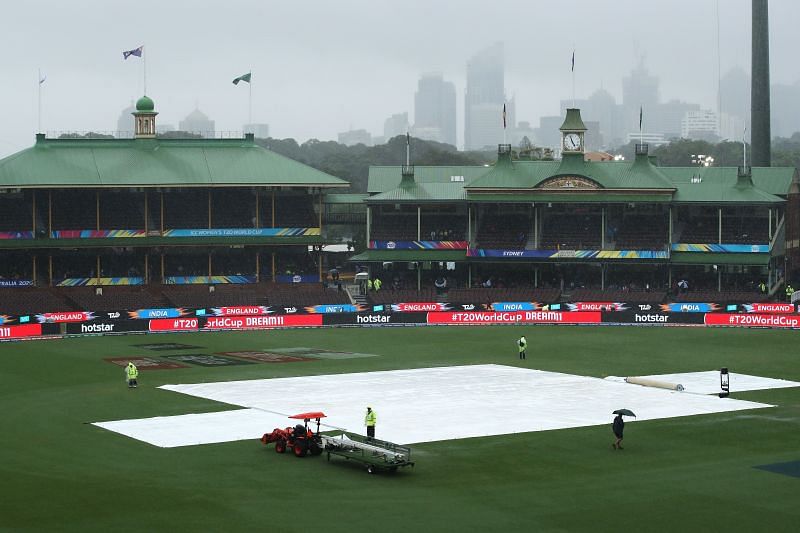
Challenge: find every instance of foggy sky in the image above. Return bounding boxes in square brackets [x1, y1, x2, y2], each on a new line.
[1, 0, 799, 158]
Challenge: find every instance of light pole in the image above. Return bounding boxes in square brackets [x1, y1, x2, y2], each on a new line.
[691, 154, 715, 167]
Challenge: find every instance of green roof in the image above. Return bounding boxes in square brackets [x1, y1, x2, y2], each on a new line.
[368, 155, 790, 205]
[367, 182, 467, 203]
[135, 95, 155, 112]
[0, 135, 349, 188]
[560, 108, 587, 131]
[662, 167, 786, 204]
[750, 167, 797, 196]
[368, 165, 490, 194]
[323, 193, 368, 204]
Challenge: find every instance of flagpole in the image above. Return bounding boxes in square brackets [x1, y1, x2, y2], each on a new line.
[639, 105, 644, 146]
[37, 69, 42, 133]
[502, 103, 507, 146]
[743, 124, 747, 168]
[143, 44, 147, 95]
[248, 74, 252, 131]
[571, 48, 575, 109]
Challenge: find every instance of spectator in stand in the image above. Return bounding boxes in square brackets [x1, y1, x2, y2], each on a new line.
[759, 281, 767, 295]
[786, 283, 794, 302]
[374, 278, 382, 291]
[392, 277, 400, 292]
[678, 279, 689, 294]
[434, 276, 447, 295]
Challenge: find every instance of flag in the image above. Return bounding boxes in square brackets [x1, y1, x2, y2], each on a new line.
[123, 46, 143, 60]
[406, 132, 410, 146]
[39, 74, 46, 85]
[639, 106, 643, 131]
[502, 103, 507, 129]
[232, 72, 252, 85]
[571, 50, 575, 72]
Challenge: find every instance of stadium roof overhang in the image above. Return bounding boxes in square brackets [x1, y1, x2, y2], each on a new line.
[464, 189, 675, 203]
[670, 252, 771, 266]
[349, 250, 467, 262]
[0, 235, 327, 249]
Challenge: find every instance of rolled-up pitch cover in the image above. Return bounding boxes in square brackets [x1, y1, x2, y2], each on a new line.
[625, 376, 685, 391]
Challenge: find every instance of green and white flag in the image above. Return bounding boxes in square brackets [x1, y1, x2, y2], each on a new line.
[232, 72, 251, 85]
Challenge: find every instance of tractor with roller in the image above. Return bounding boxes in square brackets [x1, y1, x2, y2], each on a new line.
[261, 412, 326, 457]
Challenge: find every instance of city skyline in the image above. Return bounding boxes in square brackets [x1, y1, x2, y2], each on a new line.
[2, 0, 800, 158]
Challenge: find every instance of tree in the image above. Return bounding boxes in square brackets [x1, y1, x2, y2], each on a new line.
[254, 135, 490, 192]
[58, 132, 114, 139]
[157, 131, 204, 139]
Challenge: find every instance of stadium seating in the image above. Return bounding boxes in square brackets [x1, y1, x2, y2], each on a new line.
[370, 214, 417, 241]
[275, 196, 317, 227]
[613, 215, 669, 249]
[163, 190, 209, 229]
[0, 288, 72, 315]
[98, 192, 145, 229]
[367, 289, 437, 304]
[678, 218, 719, 243]
[721, 218, 770, 244]
[445, 288, 561, 303]
[539, 214, 601, 249]
[567, 288, 667, 303]
[51, 190, 96, 230]
[420, 214, 466, 241]
[60, 286, 167, 312]
[211, 189, 257, 228]
[476, 214, 529, 249]
[0, 194, 34, 231]
[678, 290, 768, 303]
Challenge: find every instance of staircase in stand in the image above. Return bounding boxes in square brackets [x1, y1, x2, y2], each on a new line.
[347, 285, 368, 307]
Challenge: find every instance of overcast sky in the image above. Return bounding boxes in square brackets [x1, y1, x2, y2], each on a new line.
[1, 0, 798, 157]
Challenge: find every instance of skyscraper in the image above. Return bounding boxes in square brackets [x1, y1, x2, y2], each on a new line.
[622, 60, 659, 135]
[464, 42, 505, 150]
[179, 108, 215, 137]
[384, 112, 409, 142]
[116, 102, 136, 138]
[413, 73, 456, 147]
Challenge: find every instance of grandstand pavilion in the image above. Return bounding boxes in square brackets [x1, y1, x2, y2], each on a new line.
[0, 96, 352, 315]
[353, 108, 800, 304]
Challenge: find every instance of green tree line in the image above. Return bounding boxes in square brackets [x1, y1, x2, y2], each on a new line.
[613, 135, 800, 169]
[255, 135, 493, 192]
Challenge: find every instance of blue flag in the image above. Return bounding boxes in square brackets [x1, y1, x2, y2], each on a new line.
[123, 46, 143, 60]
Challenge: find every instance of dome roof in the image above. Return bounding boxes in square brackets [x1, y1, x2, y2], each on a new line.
[135, 95, 155, 112]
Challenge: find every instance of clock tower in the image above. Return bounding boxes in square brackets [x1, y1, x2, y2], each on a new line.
[559, 108, 587, 155]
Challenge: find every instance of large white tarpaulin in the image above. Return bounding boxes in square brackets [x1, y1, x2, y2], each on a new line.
[94, 365, 793, 448]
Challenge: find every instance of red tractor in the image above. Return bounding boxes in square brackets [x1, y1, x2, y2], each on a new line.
[261, 412, 326, 457]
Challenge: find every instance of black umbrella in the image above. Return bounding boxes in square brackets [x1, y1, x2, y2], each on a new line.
[613, 409, 636, 417]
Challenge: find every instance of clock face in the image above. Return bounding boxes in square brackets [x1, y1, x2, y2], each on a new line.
[564, 133, 581, 151]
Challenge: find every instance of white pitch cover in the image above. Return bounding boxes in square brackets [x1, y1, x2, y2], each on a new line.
[93, 365, 793, 448]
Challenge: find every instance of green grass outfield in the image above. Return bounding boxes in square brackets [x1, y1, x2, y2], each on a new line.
[1, 325, 799, 532]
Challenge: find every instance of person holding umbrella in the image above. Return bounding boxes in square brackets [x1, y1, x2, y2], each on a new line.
[612, 409, 635, 449]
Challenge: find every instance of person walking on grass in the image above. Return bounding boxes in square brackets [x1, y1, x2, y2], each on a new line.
[365, 406, 377, 439]
[126, 361, 139, 388]
[517, 335, 527, 360]
[612, 413, 624, 449]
